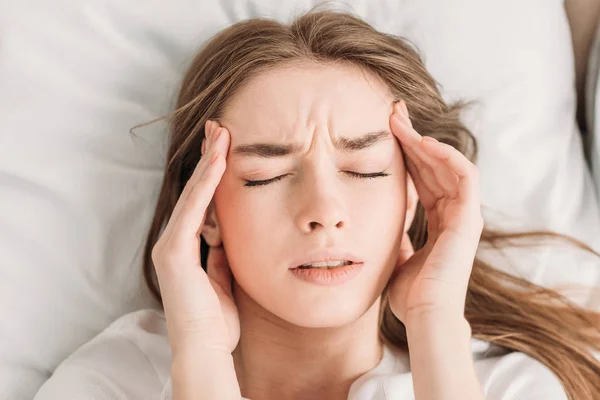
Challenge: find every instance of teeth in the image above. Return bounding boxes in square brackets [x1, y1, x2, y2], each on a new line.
[299, 260, 352, 269]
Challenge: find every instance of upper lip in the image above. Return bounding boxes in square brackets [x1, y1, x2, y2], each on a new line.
[289, 249, 364, 269]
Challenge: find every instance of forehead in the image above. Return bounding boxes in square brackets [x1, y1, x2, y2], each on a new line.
[220, 62, 394, 142]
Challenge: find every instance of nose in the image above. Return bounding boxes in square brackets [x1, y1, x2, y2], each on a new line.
[294, 164, 350, 235]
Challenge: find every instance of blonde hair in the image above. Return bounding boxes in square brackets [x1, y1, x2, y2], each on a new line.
[136, 8, 600, 399]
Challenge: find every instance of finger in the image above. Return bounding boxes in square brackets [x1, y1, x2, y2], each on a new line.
[390, 110, 437, 166]
[406, 150, 445, 200]
[390, 105, 443, 194]
[206, 119, 227, 149]
[420, 138, 460, 197]
[421, 137, 479, 201]
[404, 154, 438, 210]
[391, 112, 442, 208]
[205, 119, 217, 148]
[206, 245, 233, 296]
[185, 121, 225, 198]
[165, 120, 218, 232]
[182, 119, 223, 199]
[191, 125, 230, 190]
[391, 103, 457, 201]
[165, 129, 229, 244]
[172, 132, 229, 240]
[396, 101, 412, 128]
[175, 121, 229, 211]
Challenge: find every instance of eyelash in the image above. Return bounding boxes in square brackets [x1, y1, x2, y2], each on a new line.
[244, 171, 391, 187]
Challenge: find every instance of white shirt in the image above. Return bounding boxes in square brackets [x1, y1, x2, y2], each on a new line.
[34, 309, 569, 400]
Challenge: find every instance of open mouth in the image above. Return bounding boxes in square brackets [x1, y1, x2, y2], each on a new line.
[289, 260, 363, 286]
[295, 260, 354, 269]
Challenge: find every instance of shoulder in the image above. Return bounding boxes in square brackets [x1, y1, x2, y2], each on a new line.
[349, 341, 568, 400]
[34, 309, 172, 400]
[475, 349, 568, 400]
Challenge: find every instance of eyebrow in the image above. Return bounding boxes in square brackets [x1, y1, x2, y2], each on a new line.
[231, 130, 392, 158]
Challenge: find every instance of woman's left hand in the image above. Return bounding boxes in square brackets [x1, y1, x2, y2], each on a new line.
[387, 100, 484, 326]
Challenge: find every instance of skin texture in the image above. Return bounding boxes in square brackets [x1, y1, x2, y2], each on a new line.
[203, 62, 416, 399]
[153, 61, 484, 400]
[152, 7, 600, 398]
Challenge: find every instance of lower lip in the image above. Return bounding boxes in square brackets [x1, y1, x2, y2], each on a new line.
[289, 263, 363, 286]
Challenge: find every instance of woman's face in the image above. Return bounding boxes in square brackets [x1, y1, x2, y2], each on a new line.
[210, 62, 411, 328]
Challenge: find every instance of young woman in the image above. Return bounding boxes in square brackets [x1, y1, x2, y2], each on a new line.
[35, 9, 600, 400]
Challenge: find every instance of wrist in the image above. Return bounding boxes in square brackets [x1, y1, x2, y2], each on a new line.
[405, 309, 472, 350]
[171, 347, 240, 400]
[405, 307, 470, 333]
[405, 311, 483, 400]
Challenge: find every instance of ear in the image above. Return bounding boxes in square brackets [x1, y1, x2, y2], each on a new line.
[404, 173, 419, 233]
[201, 201, 223, 247]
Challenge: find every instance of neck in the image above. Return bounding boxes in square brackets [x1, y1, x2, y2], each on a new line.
[232, 283, 385, 400]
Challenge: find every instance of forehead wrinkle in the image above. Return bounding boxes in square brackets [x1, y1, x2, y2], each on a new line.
[231, 130, 393, 159]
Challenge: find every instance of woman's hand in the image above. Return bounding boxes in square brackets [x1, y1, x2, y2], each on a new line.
[387, 100, 484, 326]
[151, 120, 240, 357]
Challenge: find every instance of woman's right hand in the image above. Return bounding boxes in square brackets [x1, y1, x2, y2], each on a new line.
[151, 119, 240, 358]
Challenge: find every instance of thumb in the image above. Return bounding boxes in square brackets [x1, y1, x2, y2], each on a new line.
[206, 245, 233, 296]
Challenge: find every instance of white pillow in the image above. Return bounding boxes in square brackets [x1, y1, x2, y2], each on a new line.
[586, 17, 600, 208]
[1, 1, 598, 399]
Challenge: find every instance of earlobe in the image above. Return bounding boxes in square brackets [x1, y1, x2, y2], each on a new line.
[201, 202, 223, 247]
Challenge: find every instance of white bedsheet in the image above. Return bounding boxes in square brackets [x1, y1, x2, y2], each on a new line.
[1, 1, 599, 399]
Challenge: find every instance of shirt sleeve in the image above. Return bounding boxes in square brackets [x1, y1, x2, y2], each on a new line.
[476, 350, 569, 400]
[33, 309, 172, 400]
[160, 378, 173, 400]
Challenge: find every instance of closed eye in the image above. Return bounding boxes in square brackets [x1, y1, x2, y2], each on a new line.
[243, 171, 391, 187]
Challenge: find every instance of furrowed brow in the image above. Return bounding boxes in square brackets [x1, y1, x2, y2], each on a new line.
[231, 130, 391, 159]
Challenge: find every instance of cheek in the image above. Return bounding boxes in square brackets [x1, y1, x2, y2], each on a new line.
[213, 165, 407, 270]
[377, 175, 406, 223]
[212, 167, 408, 323]
[213, 179, 279, 275]
[215, 176, 277, 233]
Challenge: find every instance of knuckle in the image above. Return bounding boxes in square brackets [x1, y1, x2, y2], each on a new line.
[439, 142, 454, 152]
[151, 241, 180, 270]
[151, 243, 164, 265]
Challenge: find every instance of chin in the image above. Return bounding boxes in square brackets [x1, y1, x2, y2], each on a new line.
[234, 272, 385, 329]
[271, 294, 378, 329]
